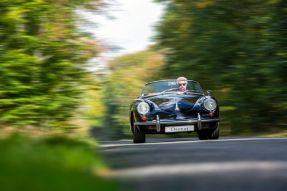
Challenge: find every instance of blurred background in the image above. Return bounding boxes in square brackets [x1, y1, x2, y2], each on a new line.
[1, 0, 287, 190]
[90, 0, 287, 139]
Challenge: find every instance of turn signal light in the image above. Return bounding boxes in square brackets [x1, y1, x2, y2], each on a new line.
[208, 112, 214, 117]
[141, 115, 147, 122]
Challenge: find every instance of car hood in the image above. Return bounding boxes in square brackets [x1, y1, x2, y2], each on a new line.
[146, 94, 203, 112]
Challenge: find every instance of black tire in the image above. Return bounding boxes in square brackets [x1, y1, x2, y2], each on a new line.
[208, 125, 219, 139]
[197, 130, 209, 140]
[197, 122, 219, 140]
[133, 125, 146, 143]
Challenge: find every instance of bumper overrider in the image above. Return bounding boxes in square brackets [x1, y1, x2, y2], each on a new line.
[134, 113, 219, 133]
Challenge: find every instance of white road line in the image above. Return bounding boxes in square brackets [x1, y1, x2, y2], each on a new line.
[106, 161, 287, 179]
[99, 137, 287, 148]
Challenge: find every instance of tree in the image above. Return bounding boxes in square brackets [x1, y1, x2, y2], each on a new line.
[155, 0, 287, 133]
[0, 0, 101, 128]
[103, 49, 164, 138]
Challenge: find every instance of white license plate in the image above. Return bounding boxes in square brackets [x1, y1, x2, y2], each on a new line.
[165, 125, 194, 133]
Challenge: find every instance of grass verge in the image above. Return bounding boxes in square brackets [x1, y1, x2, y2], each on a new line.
[0, 134, 119, 191]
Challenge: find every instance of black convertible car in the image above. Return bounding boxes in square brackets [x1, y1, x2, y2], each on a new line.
[129, 79, 219, 143]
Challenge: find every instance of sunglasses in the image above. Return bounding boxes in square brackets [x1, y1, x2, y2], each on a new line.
[178, 83, 187, 86]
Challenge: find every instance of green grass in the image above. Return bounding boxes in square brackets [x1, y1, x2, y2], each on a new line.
[257, 131, 287, 137]
[0, 135, 119, 191]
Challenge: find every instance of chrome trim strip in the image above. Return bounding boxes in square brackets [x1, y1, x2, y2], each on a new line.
[134, 118, 219, 126]
[134, 98, 144, 101]
[197, 113, 202, 130]
[156, 115, 160, 132]
[144, 79, 199, 86]
[175, 99, 180, 111]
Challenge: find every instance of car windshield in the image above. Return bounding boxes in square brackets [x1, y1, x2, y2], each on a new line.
[141, 80, 203, 96]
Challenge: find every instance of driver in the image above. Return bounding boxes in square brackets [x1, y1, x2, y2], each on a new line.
[176, 76, 188, 92]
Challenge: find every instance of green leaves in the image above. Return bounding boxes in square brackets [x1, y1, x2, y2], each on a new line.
[102, 50, 164, 138]
[0, 0, 100, 128]
[155, 0, 287, 133]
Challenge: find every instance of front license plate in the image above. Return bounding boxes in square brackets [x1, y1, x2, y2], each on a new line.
[165, 125, 194, 133]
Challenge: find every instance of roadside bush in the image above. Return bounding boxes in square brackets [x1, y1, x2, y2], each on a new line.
[0, 135, 118, 191]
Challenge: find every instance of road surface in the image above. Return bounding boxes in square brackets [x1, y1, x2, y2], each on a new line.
[100, 137, 287, 191]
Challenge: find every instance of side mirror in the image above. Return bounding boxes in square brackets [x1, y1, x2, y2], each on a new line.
[207, 90, 212, 96]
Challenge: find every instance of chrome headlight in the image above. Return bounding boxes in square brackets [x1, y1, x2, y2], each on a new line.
[137, 102, 150, 115]
[203, 98, 217, 111]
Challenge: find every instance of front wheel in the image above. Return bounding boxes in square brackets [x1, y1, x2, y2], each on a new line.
[197, 122, 219, 140]
[208, 125, 219, 139]
[197, 130, 209, 140]
[133, 125, 146, 143]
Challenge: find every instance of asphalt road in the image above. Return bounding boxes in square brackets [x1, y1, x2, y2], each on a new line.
[100, 137, 287, 191]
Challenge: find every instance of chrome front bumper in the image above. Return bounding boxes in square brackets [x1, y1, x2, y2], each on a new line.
[134, 113, 219, 132]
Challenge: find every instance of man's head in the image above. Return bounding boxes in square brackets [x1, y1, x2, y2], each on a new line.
[176, 77, 188, 92]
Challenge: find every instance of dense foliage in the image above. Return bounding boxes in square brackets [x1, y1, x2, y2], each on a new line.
[0, 2, 123, 189]
[155, 0, 287, 133]
[103, 49, 164, 138]
[0, 0, 99, 128]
